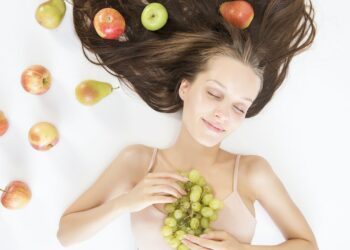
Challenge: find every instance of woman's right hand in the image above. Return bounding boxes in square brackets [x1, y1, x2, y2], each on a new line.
[123, 172, 189, 213]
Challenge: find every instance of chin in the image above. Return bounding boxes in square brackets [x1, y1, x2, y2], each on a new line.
[195, 130, 224, 147]
[183, 115, 226, 147]
[198, 139, 222, 148]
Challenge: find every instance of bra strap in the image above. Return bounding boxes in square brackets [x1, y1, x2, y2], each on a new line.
[147, 148, 158, 172]
[233, 154, 241, 192]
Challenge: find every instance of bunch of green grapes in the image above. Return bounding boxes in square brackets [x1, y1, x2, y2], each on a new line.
[160, 169, 224, 250]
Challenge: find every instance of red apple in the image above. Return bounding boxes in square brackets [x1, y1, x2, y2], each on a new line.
[219, 1, 254, 30]
[1, 181, 32, 209]
[93, 7, 126, 39]
[28, 122, 59, 151]
[21, 65, 52, 95]
[0, 111, 9, 136]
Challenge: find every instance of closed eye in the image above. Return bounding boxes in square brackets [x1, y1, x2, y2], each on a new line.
[207, 91, 245, 114]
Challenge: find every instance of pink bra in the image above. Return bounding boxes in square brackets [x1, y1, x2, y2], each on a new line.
[130, 148, 256, 250]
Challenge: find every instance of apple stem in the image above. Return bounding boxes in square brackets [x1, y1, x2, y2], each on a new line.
[0, 188, 6, 193]
[112, 86, 120, 91]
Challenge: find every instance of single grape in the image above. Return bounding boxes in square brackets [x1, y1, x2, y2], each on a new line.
[175, 230, 186, 240]
[201, 207, 214, 218]
[169, 237, 181, 248]
[209, 198, 221, 210]
[180, 201, 191, 212]
[165, 203, 176, 213]
[165, 217, 177, 227]
[191, 185, 202, 193]
[202, 193, 214, 205]
[174, 209, 184, 220]
[191, 202, 202, 212]
[190, 217, 200, 229]
[190, 191, 201, 202]
[188, 169, 201, 183]
[161, 225, 173, 237]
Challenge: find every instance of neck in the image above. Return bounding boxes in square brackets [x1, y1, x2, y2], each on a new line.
[161, 123, 221, 171]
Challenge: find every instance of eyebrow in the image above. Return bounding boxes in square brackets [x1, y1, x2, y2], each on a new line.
[206, 79, 253, 103]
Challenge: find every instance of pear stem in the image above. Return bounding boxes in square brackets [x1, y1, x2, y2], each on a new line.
[112, 86, 120, 91]
[0, 188, 7, 193]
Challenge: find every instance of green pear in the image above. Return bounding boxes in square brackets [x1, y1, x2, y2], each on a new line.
[35, 0, 66, 29]
[75, 80, 115, 106]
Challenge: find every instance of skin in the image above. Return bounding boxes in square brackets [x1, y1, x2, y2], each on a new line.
[57, 55, 318, 249]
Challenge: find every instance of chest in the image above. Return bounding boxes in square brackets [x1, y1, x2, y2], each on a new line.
[151, 157, 253, 215]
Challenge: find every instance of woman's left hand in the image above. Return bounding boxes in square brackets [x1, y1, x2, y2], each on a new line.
[181, 230, 245, 250]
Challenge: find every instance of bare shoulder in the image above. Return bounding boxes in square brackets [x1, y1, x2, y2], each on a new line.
[59, 144, 155, 217]
[119, 144, 155, 182]
[239, 154, 277, 201]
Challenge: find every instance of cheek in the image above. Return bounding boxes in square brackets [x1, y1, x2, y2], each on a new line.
[185, 93, 209, 117]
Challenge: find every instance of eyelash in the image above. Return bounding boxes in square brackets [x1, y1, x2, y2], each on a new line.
[207, 91, 245, 114]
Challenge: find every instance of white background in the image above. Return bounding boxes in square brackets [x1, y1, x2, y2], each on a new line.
[0, 1, 349, 249]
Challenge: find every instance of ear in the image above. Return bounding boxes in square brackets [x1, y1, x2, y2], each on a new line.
[179, 79, 191, 101]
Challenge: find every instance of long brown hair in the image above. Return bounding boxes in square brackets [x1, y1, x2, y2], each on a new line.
[72, 0, 316, 118]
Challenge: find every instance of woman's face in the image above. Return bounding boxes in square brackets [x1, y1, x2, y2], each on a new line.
[179, 55, 261, 147]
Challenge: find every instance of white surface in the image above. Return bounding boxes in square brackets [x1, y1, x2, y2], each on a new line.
[0, 1, 349, 249]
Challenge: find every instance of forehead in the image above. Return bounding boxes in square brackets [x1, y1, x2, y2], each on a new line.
[199, 55, 261, 99]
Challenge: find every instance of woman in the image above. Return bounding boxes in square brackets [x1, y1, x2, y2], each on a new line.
[57, 0, 318, 249]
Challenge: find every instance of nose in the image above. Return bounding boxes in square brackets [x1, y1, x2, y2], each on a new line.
[213, 104, 229, 121]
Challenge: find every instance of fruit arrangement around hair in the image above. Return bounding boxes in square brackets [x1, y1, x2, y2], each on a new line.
[90, 0, 255, 42]
[161, 169, 224, 249]
[1, 1, 255, 213]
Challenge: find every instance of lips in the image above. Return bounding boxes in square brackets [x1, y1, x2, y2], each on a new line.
[202, 118, 225, 133]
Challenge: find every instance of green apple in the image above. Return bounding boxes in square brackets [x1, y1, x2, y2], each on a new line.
[35, 0, 66, 29]
[141, 2, 168, 31]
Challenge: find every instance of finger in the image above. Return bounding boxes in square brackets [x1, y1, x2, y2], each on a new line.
[147, 172, 189, 182]
[150, 195, 177, 204]
[149, 184, 183, 198]
[200, 230, 228, 240]
[183, 234, 222, 249]
[181, 239, 211, 250]
[149, 178, 187, 195]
